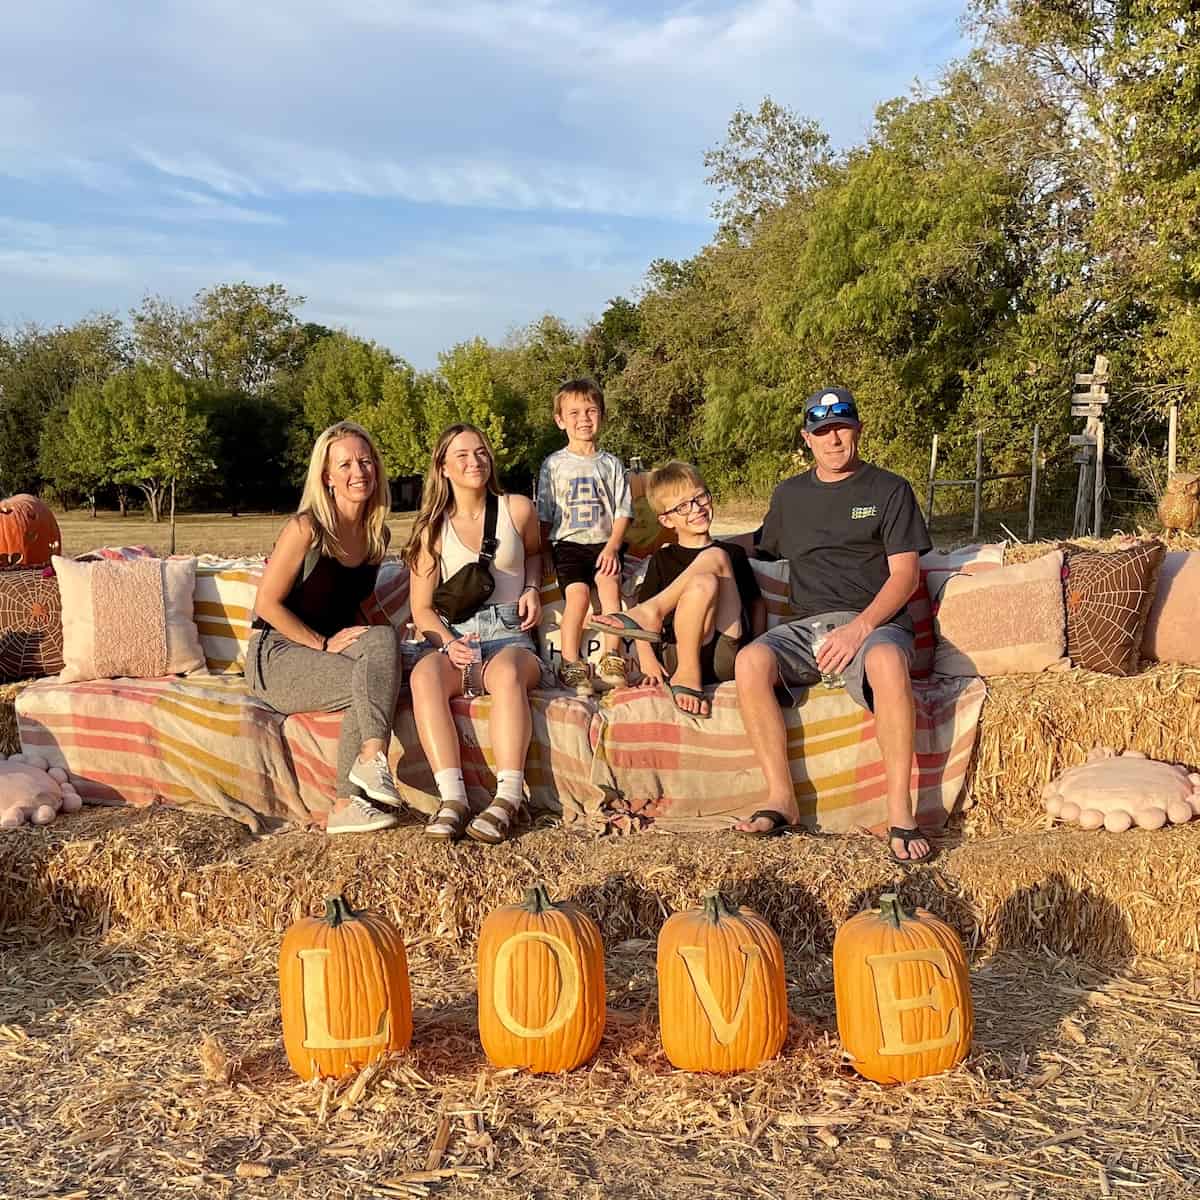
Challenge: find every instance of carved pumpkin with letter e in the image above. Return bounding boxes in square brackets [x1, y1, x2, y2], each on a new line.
[0, 495, 61, 569]
[477, 884, 606, 1073]
[833, 892, 972, 1085]
[656, 890, 787, 1073]
[279, 895, 412, 1081]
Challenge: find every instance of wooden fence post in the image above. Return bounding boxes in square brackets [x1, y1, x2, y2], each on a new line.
[925, 434, 939, 526]
[1027, 423, 1040, 543]
[972, 431, 983, 540]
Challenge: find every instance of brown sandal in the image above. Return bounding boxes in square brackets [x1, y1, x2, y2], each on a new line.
[466, 795, 521, 845]
[425, 797, 469, 842]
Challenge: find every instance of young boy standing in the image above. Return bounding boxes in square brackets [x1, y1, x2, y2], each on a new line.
[588, 462, 765, 718]
[537, 378, 634, 692]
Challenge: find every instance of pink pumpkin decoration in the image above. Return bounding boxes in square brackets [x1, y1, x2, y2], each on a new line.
[0, 753, 82, 828]
[1043, 747, 1200, 833]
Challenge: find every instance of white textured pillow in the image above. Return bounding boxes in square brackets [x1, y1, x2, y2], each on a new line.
[53, 555, 206, 682]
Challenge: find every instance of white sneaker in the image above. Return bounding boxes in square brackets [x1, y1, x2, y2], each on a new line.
[347, 751, 403, 808]
[327, 795, 398, 836]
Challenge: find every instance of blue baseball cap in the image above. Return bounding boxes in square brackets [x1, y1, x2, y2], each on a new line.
[803, 387, 861, 433]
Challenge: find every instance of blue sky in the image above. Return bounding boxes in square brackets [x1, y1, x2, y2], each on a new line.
[0, 0, 966, 368]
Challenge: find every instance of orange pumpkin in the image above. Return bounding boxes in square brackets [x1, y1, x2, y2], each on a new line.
[0, 495, 61, 569]
[477, 884, 606, 1073]
[279, 895, 412, 1081]
[656, 890, 787, 1073]
[833, 891, 973, 1085]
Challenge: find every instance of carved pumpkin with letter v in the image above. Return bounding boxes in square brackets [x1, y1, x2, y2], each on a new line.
[279, 895, 412, 1081]
[657, 890, 787, 1073]
[833, 891, 972, 1085]
[477, 883, 606, 1073]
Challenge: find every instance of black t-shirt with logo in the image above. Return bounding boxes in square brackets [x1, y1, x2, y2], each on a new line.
[758, 464, 931, 623]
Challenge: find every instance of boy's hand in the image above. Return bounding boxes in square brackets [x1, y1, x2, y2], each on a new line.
[637, 654, 667, 687]
[596, 545, 621, 577]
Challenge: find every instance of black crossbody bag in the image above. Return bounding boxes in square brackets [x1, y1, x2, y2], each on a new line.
[432, 490, 499, 625]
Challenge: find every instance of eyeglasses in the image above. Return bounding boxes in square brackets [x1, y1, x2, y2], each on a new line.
[660, 490, 711, 518]
[804, 401, 859, 426]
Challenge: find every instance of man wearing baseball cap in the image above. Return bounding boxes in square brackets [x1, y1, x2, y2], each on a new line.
[733, 386, 934, 864]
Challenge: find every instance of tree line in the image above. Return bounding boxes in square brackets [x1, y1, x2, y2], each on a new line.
[2, 1, 1196, 519]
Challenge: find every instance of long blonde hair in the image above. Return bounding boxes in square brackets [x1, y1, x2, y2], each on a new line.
[298, 421, 392, 563]
[403, 423, 502, 573]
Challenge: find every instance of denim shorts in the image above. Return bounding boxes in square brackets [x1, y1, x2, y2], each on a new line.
[400, 602, 539, 670]
[754, 610, 913, 712]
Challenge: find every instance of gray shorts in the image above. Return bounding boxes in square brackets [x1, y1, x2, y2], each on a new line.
[753, 610, 913, 712]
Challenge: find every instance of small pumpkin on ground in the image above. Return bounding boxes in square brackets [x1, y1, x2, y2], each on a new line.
[656, 890, 787, 1073]
[833, 891, 972, 1085]
[0, 495, 61, 569]
[279, 896, 412, 1081]
[477, 883, 606, 1073]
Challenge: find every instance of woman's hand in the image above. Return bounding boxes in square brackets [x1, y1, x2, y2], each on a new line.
[326, 626, 368, 654]
[518, 586, 542, 631]
[443, 634, 478, 669]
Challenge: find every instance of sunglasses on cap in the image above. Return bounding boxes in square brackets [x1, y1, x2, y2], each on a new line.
[804, 400, 859, 426]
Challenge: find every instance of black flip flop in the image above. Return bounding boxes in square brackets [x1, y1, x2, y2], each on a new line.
[887, 825, 937, 865]
[737, 809, 800, 838]
[667, 681, 711, 719]
[583, 612, 662, 643]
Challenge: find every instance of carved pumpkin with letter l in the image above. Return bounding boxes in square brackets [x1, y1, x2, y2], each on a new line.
[833, 891, 972, 1084]
[0, 494, 61, 569]
[279, 895, 412, 1081]
[477, 883, 606, 1073]
[656, 890, 787, 1073]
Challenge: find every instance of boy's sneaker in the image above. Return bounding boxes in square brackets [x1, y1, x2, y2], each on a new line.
[327, 795, 398, 836]
[348, 751, 403, 808]
[595, 652, 629, 691]
[558, 658, 594, 695]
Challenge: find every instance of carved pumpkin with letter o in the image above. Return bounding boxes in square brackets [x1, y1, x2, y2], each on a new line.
[279, 895, 412, 1081]
[477, 884, 606, 1073]
[833, 891, 973, 1085]
[656, 890, 788, 1073]
[0, 495, 61, 569]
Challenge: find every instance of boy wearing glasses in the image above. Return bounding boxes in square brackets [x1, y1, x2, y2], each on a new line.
[587, 462, 764, 718]
[538, 378, 634, 693]
[733, 387, 934, 864]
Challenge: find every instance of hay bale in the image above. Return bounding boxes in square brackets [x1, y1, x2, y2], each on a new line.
[965, 662, 1200, 835]
[4, 806, 1196, 964]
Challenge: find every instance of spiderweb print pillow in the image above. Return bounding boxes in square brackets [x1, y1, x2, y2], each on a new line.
[1059, 540, 1166, 676]
[0, 568, 64, 681]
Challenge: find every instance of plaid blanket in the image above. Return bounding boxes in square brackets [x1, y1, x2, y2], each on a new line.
[589, 675, 986, 834]
[15, 676, 601, 832]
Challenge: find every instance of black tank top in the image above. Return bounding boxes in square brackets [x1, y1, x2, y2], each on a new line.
[253, 549, 379, 639]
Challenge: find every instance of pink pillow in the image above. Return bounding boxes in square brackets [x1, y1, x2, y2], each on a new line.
[52, 555, 206, 682]
[1141, 551, 1200, 666]
[933, 551, 1068, 677]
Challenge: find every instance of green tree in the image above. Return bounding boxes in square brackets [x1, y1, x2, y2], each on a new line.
[107, 366, 213, 522]
[39, 384, 119, 515]
[132, 282, 319, 394]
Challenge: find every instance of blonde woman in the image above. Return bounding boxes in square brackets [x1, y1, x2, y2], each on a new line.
[404, 424, 543, 844]
[247, 421, 402, 836]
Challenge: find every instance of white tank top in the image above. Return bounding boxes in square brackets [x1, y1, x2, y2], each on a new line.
[438, 495, 525, 607]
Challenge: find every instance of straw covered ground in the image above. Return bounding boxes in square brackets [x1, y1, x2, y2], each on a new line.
[2, 923, 1198, 1200]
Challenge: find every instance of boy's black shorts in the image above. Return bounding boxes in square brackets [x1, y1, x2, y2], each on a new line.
[551, 540, 622, 591]
[662, 633, 740, 686]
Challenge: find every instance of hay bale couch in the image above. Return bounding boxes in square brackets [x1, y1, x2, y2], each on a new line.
[6, 546, 987, 836]
[3, 536, 1200, 969]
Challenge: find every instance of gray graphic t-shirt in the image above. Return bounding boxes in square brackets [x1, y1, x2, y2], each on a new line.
[536, 448, 633, 544]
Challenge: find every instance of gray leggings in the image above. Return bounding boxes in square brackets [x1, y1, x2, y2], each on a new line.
[247, 625, 400, 798]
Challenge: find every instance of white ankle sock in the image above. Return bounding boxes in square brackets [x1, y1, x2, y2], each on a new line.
[434, 768, 467, 804]
[495, 769, 524, 806]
